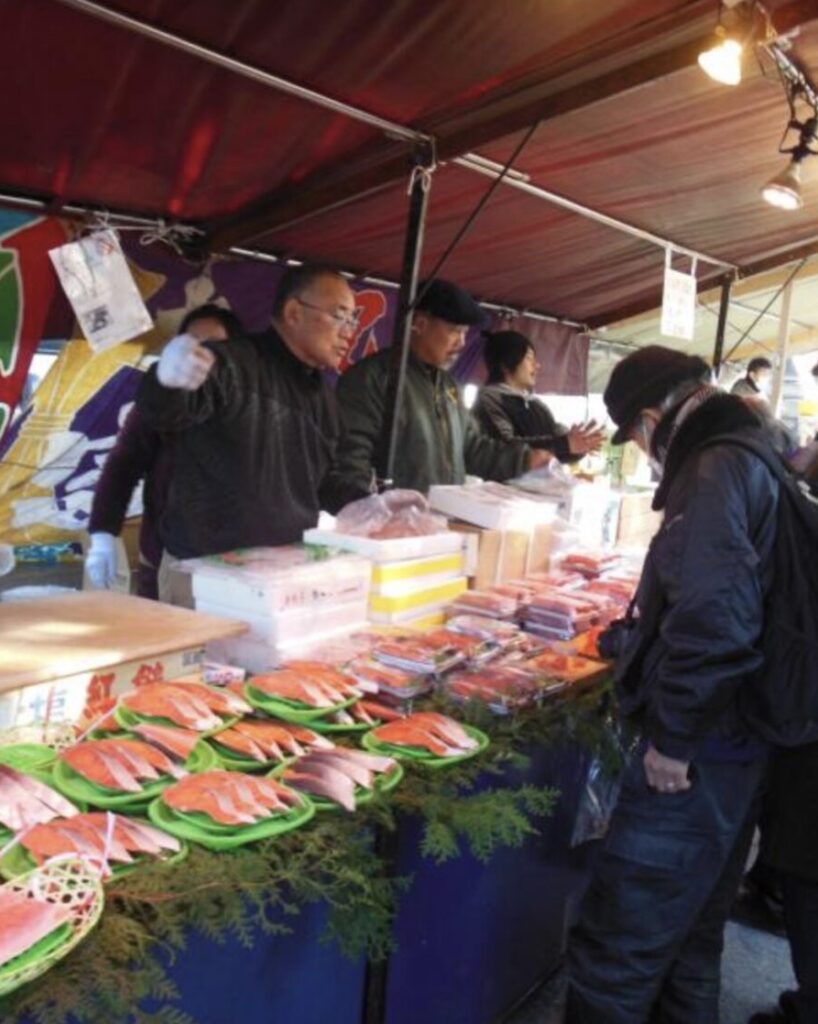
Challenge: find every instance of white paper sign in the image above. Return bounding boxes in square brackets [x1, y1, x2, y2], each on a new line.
[660, 252, 697, 341]
[49, 230, 153, 351]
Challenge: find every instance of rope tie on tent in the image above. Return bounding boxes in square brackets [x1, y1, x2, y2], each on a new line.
[407, 141, 438, 196]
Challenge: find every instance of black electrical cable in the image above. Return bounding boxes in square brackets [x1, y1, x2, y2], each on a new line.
[408, 120, 541, 311]
[721, 257, 808, 363]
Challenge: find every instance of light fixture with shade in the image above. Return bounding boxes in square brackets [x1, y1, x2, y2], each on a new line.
[698, 24, 744, 85]
[762, 157, 804, 210]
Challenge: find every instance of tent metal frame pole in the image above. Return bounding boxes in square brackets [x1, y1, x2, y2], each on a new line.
[56, 0, 736, 274]
[379, 152, 433, 488]
[712, 274, 734, 377]
[771, 278, 795, 416]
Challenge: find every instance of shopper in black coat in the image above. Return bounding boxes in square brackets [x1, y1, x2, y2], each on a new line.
[749, 741, 818, 1024]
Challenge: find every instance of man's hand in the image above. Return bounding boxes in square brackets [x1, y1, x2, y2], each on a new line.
[567, 420, 606, 456]
[643, 743, 691, 793]
[528, 449, 556, 471]
[157, 334, 215, 390]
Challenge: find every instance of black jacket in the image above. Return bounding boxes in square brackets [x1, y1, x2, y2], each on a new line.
[614, 393, 779, 761]
[136, 329, 339, 558]
[325, 349, 530, 510]
[473, 384, 581, 463]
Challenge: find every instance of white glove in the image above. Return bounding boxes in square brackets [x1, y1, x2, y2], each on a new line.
[156, 334, 215, 390]
[85, 532, 119, 589]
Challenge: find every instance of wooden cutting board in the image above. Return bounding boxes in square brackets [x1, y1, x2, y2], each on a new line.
[0, 592, 246, 692]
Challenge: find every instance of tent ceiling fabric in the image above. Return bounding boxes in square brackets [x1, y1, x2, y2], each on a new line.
[1, 0, 817, 329]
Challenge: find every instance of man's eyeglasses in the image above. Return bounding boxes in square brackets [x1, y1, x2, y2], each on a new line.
[295, 298, 361, 331]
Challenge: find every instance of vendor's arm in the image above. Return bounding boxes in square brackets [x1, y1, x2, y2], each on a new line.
[321, 361, 384, 513]
[137, 336, 229, 431]
[473, 389, 517, 442]
[647, 447, 777, 762]
[462, 412, 535, 480]
[88, 406, 162, 537]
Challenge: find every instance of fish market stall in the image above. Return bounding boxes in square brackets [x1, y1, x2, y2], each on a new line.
[0, 545, 622, 1024]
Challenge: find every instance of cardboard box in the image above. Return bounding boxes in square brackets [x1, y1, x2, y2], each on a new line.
[448, 522, 553, 590]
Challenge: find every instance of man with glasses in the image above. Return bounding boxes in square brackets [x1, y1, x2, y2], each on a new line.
[326, 278, 551, 508]
[137, 264, 355, 598]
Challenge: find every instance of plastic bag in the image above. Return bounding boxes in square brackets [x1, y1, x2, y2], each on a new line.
[335, 490, 447, 538]
[571, 756, 623, 846]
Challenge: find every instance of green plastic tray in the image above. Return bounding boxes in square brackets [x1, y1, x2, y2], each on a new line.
[114, 704, 238, 736]
[207, 739, 285, 773]
[0, 922, 73, 980]
[306, 717, 374, 734]
[245, 685, 356, 724]
[361, 724, 490, 768]
[272, 761, 404, 812]
[147, 792, 315, 850]
[0, 834, 189, 882]
[0, 744, 57, 776]
[51, 740, 217, 810]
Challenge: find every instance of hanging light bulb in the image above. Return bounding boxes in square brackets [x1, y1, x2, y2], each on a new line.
[762, 158, 804, 210]
[698, 25, 744, 85]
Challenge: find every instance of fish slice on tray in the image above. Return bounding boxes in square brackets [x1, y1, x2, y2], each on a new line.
[279, 748, 400, 812]
[0, 766, 79, 833]
[160, 771, 304, 827]
[366, 712, 482, 760]
[18, 812, 180, 868]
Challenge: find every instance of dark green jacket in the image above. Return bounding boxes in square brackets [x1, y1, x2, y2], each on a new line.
[324, 349, 530, 511]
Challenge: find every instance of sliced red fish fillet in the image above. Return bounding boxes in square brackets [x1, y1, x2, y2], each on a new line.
[162, 772, 262, 825]
[250, 672, 335, 708]
[303, 752, 374, 789]
[242, 775, 303, 811]
[283, 764, 356, 812]
[60, 745, 141, 793]
[213, 729, 268, 762]
[284, 662, 363, 697]
[54, 819, 133, 864]
[407, 712, 477, 750]
[21, 822, 98, 864]
[133, 723, 200, 762]
[80, 812, 180, 856]
[333, 749, 398, 774]
[232, 721, 293, 759]
[0, 889, 73, 969]
[370, 722, 460, 758]
[107, 738, 184, 779]
[122, 685, 222, 731]
[0, 766, 79, 831]
[163, 681, 251, 716]
[357, 700, 405, 723]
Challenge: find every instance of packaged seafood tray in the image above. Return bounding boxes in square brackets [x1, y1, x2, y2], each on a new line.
[516, 569, 585, 590]
[449, 589, 519, 619]
[444, 614, 521, 646]
[187, 545, 371, 618]
[521, 618, 582, 643]
[525, 589, 601, 621]
[303, 527, 465, 563]
[345, 658, 433, 700]
[558, 551, 622, 579]
[525, 650, 610, 685]
[444, 665, 547, 714]
[372, 634, 467, 675]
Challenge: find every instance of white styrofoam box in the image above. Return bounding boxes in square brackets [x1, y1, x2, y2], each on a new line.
[185, 545, 371, 618]
[195, 597, 368, 646]
[205, 622, 368, 674]
[303, 528, 465, 563]
[428, 483, 558, 531]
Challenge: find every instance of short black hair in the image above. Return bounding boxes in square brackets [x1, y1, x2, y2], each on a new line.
[748, 357, 773, 374]
[180, 303, 243, 337]
[483, 331, 534, 385]
[271, 264, 347, 320]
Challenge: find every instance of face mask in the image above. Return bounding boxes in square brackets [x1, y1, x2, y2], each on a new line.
[638, 418, 664, 478]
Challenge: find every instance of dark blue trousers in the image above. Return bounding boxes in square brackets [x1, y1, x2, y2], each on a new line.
[566, 754, 766, 1024]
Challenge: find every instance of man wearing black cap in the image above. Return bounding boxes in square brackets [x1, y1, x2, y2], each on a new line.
[566, 345, 779, 1024]
[326, 279, 551, 506]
